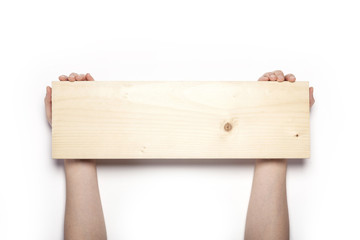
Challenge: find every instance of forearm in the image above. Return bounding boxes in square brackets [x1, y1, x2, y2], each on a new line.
[244, 159, 289, 240]
[64, 159, 107, 240]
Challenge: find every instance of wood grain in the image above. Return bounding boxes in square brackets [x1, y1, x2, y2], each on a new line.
[52, 81, 310, 159]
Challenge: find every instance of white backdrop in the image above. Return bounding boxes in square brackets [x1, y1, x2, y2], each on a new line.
[1, 0, 359, 239]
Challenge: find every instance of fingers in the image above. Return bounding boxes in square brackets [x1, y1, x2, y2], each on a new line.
[68, 72, 78, 82]
[76, 74, 85, 81]
[258, 72, 271, 81]
[59, 75, 68, 81]
[57, 72, 94, 82]
[269, 72, 277, 81]
[258, 71, 284, 81]
[258, 76, 269, 81]
[85, 73, 94, 81]
[44, 86, 52, 126]
[274, 70, 284, 82]
[285, 73, 296, 82]
[259, 70, 296, 83]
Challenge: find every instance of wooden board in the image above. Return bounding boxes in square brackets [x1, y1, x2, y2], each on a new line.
[52, 81, 310, 159]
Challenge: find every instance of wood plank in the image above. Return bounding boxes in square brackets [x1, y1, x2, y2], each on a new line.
[52, 81, 310, 159]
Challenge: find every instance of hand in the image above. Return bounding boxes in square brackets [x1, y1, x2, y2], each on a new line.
[258, 70, 315, 109]
[44, 72, 94, 127]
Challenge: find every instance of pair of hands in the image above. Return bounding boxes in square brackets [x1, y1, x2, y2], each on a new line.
[44, 71, 315, 126]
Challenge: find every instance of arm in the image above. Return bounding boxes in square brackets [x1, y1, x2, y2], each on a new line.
[64, 159, 106, 240]
[244, 70, 315, 240]
[45, 73, 107, 240]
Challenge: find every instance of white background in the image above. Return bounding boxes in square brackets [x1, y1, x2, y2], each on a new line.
[1, 0, 359, 239]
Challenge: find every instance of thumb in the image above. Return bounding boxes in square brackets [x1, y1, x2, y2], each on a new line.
[45, 86, 52, 126]
[309, 87, 315, 108]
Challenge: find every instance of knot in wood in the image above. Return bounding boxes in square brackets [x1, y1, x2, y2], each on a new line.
[224, 122, 232, 132]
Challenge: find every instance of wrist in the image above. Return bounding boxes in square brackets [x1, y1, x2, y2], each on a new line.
[256, 158, 287, 164]
[64, 159, 96, 170]
[255, 159, 288, 171]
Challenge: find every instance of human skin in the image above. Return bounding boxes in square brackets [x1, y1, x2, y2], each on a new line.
[45, 71, 315, 240]
[45, 72, 107, 240]
[244, 70, 315, 240]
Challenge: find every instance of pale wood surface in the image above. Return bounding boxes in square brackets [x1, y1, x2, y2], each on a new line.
[52, 81, 310, 159]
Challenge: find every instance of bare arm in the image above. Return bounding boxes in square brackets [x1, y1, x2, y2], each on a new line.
[45, 73, 107, 240]
[244, 70, 315, 240]
[245, 159, 289, 240]
[64, 159, 106, 240]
